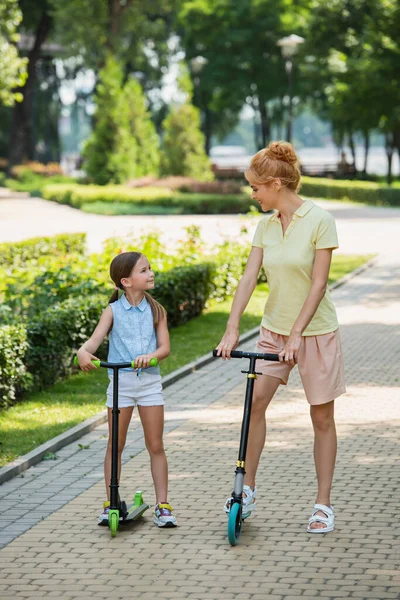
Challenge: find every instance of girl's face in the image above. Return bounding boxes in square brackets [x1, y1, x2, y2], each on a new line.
[248, 177, 281, 212]
[121, 255, 155, 292]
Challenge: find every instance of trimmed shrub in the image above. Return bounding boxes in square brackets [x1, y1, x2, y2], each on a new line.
[10, 162, 64, 178]
[301, 177, 400, 206]
[0, 324, 32, 409]
[25, 294, 108, 389]
[151, 263, 215, 327]
[0, 233, 86, 268]
[42, 183, 254, 214]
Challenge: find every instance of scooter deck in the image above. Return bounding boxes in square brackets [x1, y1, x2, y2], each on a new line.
[121, 502, 149, 523]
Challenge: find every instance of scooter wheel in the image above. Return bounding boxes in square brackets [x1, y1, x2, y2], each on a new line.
[227, 502, 242, 546]
[109, 511, 119, 537]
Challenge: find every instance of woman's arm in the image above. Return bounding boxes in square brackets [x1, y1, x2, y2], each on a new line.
[77, 306, 113, 371]
[280, 248, 333, 365]
[135, 313, 170, 368]
[216, 246, 263, 359]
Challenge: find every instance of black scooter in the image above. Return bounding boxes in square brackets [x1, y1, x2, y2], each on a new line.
[212, 349, 280, 545]
[74, 356, 158, 537]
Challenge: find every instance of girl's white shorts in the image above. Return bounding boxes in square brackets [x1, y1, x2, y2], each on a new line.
[106, 371, 164, 408]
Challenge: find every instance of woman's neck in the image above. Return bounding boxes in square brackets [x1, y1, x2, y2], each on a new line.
[124, 290, 145, 306]
[276, 190, 304, 220]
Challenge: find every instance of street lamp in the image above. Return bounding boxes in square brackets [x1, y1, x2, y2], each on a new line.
[277, 34, 305, 143]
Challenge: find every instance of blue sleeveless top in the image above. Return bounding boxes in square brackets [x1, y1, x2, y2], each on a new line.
[108, 294, 159, 374]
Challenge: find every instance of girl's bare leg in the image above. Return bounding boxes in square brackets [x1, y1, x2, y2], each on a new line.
[243, 375, 281, 489]
[138, 405, 168, 504]
[104, 406, 134, 501]
[309, 400, 337, 530]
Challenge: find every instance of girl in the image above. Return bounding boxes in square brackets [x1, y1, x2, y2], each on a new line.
[216, 141, 345, 533]
[77, 251, 177, 528]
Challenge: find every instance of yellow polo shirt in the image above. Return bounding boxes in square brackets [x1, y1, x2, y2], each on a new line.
[252, 199, 339, 336]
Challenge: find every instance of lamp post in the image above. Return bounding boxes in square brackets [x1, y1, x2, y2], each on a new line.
[277, 34, 304, 143]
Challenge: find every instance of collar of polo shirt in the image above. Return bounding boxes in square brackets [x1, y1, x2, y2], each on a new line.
[271, 198, 314, 222]
[120, 294, 147, 311]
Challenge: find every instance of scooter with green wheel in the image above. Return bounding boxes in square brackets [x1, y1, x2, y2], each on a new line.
[212, 349, 279, 546]
[74, 356, 159, 537]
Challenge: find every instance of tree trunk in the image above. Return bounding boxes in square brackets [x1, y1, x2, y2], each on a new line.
[204, 106, 212, 156]
[362, 131, 370, 175]
[259, 100, 270, 149]
[385, 133, 394, 185]
[107, 0, 134, 52]
[8, 11, 53, 168]
[348, 131, 357, 170]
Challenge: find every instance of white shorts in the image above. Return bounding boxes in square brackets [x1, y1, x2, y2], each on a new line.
[106, 371, 164, 408]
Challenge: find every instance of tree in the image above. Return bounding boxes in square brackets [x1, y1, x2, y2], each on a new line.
[124, 77, 160, 177]
[82, 55, 137, 184]
[7, 0, 54, 166]
[0, 0, 27, 106]
[160, 64, 213, 180]
[178, 0, 307, 150]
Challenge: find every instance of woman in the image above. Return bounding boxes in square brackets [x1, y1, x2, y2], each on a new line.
[216, 141, 345, 533]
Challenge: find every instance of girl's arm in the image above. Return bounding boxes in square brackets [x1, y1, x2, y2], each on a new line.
[135, 313, 170, 369]
[77, 306, 113, 371]
[280, 248, 333, 365]
[216, 246, 263, 359]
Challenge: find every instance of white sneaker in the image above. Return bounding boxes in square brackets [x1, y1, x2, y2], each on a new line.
[153, 503, 177, 528]
[223, 485, 257, 518]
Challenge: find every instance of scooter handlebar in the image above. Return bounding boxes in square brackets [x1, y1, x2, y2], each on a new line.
[74, 356, 159, 369]
[212, 349, 280, 361]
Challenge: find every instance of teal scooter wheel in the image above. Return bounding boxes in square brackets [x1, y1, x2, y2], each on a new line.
[227, 502, 242, 546]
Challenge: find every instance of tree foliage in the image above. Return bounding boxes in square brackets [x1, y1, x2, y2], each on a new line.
[82, 55, 137, 184]
[160, 65, 213, 180]
[0, 0, 27, 106]
[124, 77, 160, 177]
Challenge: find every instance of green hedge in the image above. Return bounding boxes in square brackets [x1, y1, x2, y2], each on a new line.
[42, 183, 254, 214]
[0, 325, 32, 409]
[151, 263, 215, 327]
[301, 177, 400, 206]
[0, 233, 87, 268]
[25, 294, 109, 389]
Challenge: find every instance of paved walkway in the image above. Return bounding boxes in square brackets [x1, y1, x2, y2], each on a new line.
[0, 191, 399, 598]
[1, 263, 399, 597]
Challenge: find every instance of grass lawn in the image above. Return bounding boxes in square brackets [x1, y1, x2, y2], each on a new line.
[0, 254, 373, 467]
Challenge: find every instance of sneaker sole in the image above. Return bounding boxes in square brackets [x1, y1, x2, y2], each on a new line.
[153, 518, 177, 528]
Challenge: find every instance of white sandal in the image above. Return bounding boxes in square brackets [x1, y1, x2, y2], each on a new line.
[307, 503, 334, 533]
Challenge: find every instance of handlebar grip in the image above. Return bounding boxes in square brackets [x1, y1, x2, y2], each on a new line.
[212, 349, 280, 361]
[74, 356, 159, 368]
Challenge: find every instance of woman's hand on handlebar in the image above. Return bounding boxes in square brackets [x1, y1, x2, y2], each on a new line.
[215, 328, 239, 360]
[77, 349, 99, 371]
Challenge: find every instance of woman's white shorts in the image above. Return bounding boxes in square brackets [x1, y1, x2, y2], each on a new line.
[106, 371, 164, 408]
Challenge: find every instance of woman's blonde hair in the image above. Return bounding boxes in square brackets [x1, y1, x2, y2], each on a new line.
[245, 141, 301, 191]
[109, 252, 166, 326]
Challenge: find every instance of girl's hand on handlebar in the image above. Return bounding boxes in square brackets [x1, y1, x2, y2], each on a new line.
[77, 349, 99, 371]
[215, 329, 239, 360]
[135, 354, 153, 369]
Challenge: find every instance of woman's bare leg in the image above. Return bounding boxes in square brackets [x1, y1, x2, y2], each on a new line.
[243, 375, 281, 489]
[309, 400, 337, 530]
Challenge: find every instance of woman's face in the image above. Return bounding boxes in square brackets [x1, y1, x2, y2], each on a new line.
[248, 177, 280, 212]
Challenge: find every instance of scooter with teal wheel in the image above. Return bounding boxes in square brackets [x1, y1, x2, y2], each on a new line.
[213, 349, 279, 546]
[74, 356, 158, 537]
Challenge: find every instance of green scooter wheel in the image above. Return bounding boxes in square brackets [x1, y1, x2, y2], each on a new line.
[227, 502, 242, 546]
[109, 510, 119, 537]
